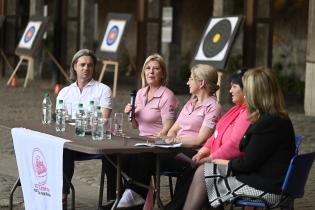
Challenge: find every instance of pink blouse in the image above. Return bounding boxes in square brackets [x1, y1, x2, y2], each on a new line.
[135, 86, 178, 137]
[176, 96, 221, 138]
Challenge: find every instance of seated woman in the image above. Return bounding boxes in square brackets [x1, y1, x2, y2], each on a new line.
[183, 67, 296, 210]
[165, 69, 251, 210]
[118, 64, 222, 208]
[194, 68, 250, 163]
[125, 53, 178, 138]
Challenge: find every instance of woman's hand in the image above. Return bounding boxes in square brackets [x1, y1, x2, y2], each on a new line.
[124, 103, 132, 114]
[192, 147, 210, 161]
[212, 159, 229, 165]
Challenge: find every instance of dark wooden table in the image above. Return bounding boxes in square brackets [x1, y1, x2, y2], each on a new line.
[3, 120, 180, 210]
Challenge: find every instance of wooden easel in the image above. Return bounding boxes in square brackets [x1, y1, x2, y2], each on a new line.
[0, 49, 14, 72]
[6, 55, 33, 88]
[6, 48, 71, 88]
[44, 46, 71, 83]
[98, 60, 119, 98]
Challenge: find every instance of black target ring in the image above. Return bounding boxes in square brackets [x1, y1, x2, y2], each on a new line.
[202, 19, 232, 58]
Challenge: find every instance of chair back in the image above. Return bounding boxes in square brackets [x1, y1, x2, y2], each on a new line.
[282, 151, 315, 198]
[295, 135, 304, 154]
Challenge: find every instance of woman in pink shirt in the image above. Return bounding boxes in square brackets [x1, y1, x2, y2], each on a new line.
[165, 64, 221, 146]
[124, 54, 178, 137]
[117, 64, 222, 208]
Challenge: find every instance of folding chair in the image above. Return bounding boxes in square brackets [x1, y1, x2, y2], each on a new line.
[229, 150, 315, 210]
[294, 135, 304, 154]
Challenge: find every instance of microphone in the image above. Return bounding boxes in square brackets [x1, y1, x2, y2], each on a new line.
[128, 90, 137, 122]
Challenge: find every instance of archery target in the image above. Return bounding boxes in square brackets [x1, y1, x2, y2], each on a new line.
[202, 19, 231, 58]
[18, 21, 42, 49]
[100, 19, 126, 52]
[193, 16, 242, 69]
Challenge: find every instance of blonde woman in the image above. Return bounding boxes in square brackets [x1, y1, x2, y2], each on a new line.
[183, 67, 295, 210]
[124, 54, 178, 137]
[118, 64, 222, 208]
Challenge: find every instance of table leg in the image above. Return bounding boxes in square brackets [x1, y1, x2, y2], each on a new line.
[9, 178, 21, 210]
[111, 155, 121, 210]
[155, 154, 164, 209]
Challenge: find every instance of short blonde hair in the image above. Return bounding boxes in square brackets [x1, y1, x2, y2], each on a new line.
[242, 67, 288, 122]
[141, 54, 167, 87]
[190, 64, 219, 95]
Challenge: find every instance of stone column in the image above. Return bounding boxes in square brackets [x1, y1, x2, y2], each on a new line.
[305, 0, 315, 116]
[80, 0, 95, 49]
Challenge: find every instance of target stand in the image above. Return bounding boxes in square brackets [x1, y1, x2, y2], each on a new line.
[97, 13, 132, 98]
[0, 49, 14, 72]
[98, 60, 119, 98]
[6, 55, 34, 88]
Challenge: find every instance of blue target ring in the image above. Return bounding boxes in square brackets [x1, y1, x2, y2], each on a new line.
[24, 26, 36, 43]
[106, 26, 119, 46]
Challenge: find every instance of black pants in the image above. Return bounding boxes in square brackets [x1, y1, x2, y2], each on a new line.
[63, 149, 117, 200]
[120, 151, 196, 199]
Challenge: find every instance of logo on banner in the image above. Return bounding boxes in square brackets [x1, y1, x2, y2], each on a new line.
[24, 26, 36, 43]
[106, 26, 119, 46]
[32, 148, 51, 196]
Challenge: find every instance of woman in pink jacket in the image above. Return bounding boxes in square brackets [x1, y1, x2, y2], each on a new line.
[193, 69, 250, 163]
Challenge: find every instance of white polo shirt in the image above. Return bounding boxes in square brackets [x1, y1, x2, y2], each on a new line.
[56, 79, 112, 116]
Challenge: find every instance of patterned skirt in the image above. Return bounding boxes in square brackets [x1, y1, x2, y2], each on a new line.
[204, 163, 282, 207]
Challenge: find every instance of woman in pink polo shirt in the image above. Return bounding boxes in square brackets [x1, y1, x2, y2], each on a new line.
[117, 64, 222, 208]
[165, 64, 221, 146]
[124, 54, 178, 137]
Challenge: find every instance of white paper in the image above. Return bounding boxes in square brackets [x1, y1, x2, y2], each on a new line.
[134, 142, 182, 148]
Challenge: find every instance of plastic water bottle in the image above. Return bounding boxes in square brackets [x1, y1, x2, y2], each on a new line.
[42, 92, 52, 124]
[56, 99, 66, 132]
[75, 103, 85, 136]
[85, 100, 95, 132]
[92, 106, 104, 141]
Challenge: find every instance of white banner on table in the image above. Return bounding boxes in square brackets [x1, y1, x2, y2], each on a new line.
[12, 128, 70, 210]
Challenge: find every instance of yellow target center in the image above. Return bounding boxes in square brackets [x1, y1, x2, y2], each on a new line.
[212, 33, 221, 43]
[109, 32, 116, 39]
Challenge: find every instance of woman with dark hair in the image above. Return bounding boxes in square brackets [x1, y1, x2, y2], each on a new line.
[183, 67, 295, 210]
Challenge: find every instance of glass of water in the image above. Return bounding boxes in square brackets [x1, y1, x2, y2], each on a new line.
[104, 118, 112, 140]
[64, 102, 72, 121]
[113, 113, 123, 136]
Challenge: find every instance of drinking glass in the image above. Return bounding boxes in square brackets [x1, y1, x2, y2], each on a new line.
[113, 113, 123, 135]
[104, 118, 112, 140]
[64, 102, 72, 121]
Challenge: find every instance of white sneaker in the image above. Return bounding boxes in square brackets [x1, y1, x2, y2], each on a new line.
[117, 189, 145, 208]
